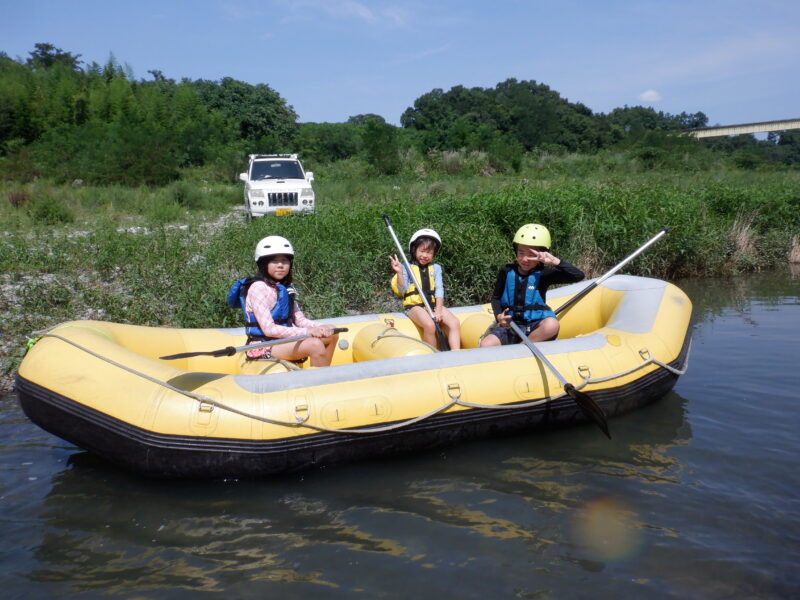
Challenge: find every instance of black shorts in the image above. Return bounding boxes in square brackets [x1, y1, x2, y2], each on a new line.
[485, 319, 551, 345]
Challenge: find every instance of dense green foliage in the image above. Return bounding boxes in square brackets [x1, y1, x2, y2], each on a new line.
[0, 45, 296, 184]
[2, 44, 799, 184]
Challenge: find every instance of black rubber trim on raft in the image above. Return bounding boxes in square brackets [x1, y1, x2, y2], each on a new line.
[15, 334, 690, 479]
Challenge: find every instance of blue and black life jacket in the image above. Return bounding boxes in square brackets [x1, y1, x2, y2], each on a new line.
[499, 266, 556, 323]
[226, 277, 294, 341]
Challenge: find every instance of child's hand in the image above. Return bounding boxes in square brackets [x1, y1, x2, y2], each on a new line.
[308, 326, 334, 338]
[496, 308, 512, 327]
[389, 254, 403, 274]
[536, 251, 560, 266]
[434, 306, 443, 323]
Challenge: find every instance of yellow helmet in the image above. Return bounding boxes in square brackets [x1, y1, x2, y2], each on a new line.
[513, 224, 551, 249]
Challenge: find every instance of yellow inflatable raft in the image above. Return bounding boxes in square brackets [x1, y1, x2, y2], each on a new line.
[16, 275, 691, 478]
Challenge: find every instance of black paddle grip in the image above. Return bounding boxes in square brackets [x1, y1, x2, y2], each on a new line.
[212, 346, 237, 357]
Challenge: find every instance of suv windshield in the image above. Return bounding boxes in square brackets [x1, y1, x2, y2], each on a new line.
[250, 160, 304, 180]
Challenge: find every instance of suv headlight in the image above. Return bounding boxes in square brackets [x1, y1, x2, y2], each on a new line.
[300, 188, 314, 198]
[249, 189, 264, 198]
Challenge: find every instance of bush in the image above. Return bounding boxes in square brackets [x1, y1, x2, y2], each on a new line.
[146, 198, 183, 225]
[29, 197, 75, 224]
[168, 180, 205, 209]
[7, 190, 29, 208]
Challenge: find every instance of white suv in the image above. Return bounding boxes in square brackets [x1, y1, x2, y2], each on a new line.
[239, 154, 315, 217]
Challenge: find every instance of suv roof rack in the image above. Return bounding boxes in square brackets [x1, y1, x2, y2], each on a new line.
[249, 153, 298, 160]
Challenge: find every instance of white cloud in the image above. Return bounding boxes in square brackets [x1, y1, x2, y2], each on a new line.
[638, 89, 662, 103]
[270, 0, 409, 27]
[340, 1, 377, 24]
[391, 43, 450, 65]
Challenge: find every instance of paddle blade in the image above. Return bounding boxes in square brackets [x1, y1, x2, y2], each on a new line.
[159, 346, 236, 360]
[565, 383, 611, 439]
[435, 325, 451, 351]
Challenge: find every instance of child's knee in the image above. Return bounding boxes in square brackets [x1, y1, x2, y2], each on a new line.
[445, 314, 461, 330]
[540, 317, 559, 336]
[308, 338, 326, 355]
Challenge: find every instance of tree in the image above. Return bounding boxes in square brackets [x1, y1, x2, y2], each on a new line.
[191, 77, 298, 146]
[26, 43, 82, 71]
[348, 114, 385, 125]
[362, 118, 400, 174]
[401, 79, 605, 153]
[297, 122, 361, 163]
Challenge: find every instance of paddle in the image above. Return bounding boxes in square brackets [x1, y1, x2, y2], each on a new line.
[508, 320, 611, 439]
[382, 214, 451, 351]
[159, 328, 348, 360]
[554, 228, 669, 317]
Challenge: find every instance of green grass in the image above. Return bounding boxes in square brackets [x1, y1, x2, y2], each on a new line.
[2, 164, 799, 390]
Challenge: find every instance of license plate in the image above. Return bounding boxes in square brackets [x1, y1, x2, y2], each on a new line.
[275, 208, 292, 216]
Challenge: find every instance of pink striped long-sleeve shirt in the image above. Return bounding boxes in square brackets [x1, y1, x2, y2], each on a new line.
[245, 281, 317, 358]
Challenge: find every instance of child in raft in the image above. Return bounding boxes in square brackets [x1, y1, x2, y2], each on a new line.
[230, 235, 338, 367]
[480, 223, 584, 347]
[389, 228, 461, 349]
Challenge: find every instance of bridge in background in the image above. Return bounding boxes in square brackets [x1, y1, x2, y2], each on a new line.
[686, 118, 800, 138]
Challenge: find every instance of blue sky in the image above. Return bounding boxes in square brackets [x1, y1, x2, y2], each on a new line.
[3, 0, 799, 126]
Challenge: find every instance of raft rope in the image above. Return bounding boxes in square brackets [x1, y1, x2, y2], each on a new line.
[372, 326, 439, 353]
[31, 329, 688, 436]
[571, 341, 691, 391]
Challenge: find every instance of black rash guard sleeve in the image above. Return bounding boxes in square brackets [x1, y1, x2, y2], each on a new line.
[489, 264, 513, 317]
[538, 260, 585, 302]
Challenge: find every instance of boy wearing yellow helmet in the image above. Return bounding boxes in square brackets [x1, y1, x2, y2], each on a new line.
[480, 224, 584, 347]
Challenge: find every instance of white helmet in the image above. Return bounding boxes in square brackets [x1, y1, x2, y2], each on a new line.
[254, 236, 294, 262]
[408, 228, 442, 254]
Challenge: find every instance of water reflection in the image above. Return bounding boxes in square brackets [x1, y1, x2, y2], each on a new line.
[678, 266, 800, 326]
[28, 392, 692, 595]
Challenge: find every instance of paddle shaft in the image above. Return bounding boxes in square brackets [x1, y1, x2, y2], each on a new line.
[508, 320, 611, 438]
[555, 228, 669, 316]
[507, 321, 569, 387]
[160, 328, 348, 360]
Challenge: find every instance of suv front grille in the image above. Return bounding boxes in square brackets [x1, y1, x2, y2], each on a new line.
[268, 192, 298, 207]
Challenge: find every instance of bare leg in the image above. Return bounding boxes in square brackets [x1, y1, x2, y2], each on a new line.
[479, 333, 501, 347]
[528, 317, 559, 342]
[407, 306, 437, 347]
[440, 308, 462, 349]
[271, 332, 340, 367]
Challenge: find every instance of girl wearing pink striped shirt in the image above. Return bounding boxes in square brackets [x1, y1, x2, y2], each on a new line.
[242, 236, 338, 367]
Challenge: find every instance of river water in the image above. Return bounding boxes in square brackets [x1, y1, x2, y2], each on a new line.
[1, 271, 798, 599]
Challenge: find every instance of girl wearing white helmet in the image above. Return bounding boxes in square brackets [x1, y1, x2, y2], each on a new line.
[480, 224, 584, 347]
[389, 228, 461, 349]
[229, 235, 338, 367]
